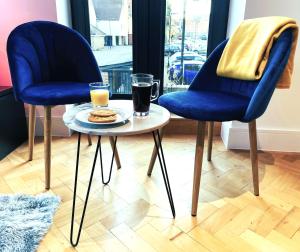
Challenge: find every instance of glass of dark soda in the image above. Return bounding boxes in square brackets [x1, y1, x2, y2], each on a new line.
[131, 73, 160, 116]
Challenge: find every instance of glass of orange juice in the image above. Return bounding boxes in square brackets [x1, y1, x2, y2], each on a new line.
[89, 82, 110, 108]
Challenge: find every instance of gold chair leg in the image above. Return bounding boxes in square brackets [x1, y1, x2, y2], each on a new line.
[109, 136, 121, 169]
[207, 121, 214, 161]
[44, 106, 52, 190]
[249, 120, 259, 196]
[28, 104, 36, 161]
[191, 121, 206, 216]
[147, 127, 164, 176]
[87, 134, 92, 146]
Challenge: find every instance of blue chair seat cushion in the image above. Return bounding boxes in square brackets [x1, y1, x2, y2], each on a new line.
[20, 82, 90, 105]
[158, 90, 250, 122]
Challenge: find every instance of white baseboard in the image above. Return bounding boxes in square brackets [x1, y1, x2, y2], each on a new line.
[221, 124, 300, 152]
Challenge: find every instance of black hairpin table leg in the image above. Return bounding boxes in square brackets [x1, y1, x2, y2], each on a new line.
[99, 135, 117, 185]
[152, 130, 176, 218]
[70, 133, 117, 247]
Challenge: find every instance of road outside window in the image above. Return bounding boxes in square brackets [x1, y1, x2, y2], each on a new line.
[164, 0, 211, 93]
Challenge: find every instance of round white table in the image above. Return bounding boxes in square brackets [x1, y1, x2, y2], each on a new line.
[63, 100, 175, 247]
[63, 100, 170, 136]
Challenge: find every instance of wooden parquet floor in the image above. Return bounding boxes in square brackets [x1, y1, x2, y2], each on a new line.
[1, 133, 300, 251]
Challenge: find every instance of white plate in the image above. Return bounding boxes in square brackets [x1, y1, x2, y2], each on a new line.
[75, 107, 132, 128]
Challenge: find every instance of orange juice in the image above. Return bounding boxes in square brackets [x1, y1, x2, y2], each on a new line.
[90, 89, 109, 106]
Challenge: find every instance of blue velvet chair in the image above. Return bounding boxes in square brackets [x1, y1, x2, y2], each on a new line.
[148, 29, 293, 216]
[6, 21, 114, 189]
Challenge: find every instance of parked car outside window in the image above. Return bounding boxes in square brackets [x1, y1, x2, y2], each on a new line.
[168, 60, 204, 85]
[164, 44, 181, 55]
[169, 52, 206, 66]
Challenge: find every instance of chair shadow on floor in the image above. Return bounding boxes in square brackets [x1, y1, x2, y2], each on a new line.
[198, 149, 275, 203]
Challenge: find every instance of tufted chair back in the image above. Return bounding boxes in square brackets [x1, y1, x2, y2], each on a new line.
[7, 21, 101, 100]
[189, 29, 293, 122]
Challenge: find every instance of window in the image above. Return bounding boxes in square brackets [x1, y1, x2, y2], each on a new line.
[88, 0, 133, 96]
[164, 0, 211, 92]
[70, 0, 229, 98]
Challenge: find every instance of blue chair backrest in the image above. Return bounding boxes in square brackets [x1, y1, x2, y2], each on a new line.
[189, 29, 293, 122]
[7, 21, 101, 100]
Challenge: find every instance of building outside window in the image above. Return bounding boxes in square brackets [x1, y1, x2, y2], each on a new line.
[87, 0, 217, 96]
[88, 0, 133, 95]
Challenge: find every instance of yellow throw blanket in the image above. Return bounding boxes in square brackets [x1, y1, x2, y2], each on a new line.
[216, 16, 298, 88]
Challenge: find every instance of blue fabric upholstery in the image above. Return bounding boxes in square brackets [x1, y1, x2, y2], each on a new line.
[159, 29, 293, 122]
[159, 90, 250, 122]
[20, 82, 90, 106]
[7, 21, 101, 105]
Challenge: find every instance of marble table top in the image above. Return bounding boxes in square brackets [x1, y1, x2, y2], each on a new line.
[63, 100, 170, 136]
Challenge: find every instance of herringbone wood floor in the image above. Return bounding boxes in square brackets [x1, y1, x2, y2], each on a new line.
[1, 133, 300, 251]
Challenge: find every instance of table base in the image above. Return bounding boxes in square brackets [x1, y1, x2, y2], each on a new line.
[70, 131, 175, 247]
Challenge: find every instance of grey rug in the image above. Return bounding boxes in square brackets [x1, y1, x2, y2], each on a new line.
[0, 193, 60, 252]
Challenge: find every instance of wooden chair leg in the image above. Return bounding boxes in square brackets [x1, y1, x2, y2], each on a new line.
[249, 120, 259, 196]
[44, 106, 52, 190]
[87, 134, 92, 146]
[147, 127, 164, 176]
[28, 104, 36, 161]
[207, 121, 214, 161]
[191, 121, 206, 216]
[109, 136, 121, 169]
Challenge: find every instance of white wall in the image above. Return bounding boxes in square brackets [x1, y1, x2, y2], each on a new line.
[226, 0, 246, 37]
[56, 0, 72, 27]
[221, 0, 300, 152]
[88, 0, 97, 27]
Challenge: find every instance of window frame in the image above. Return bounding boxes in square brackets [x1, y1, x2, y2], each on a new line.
[70, 0, 230, 99]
